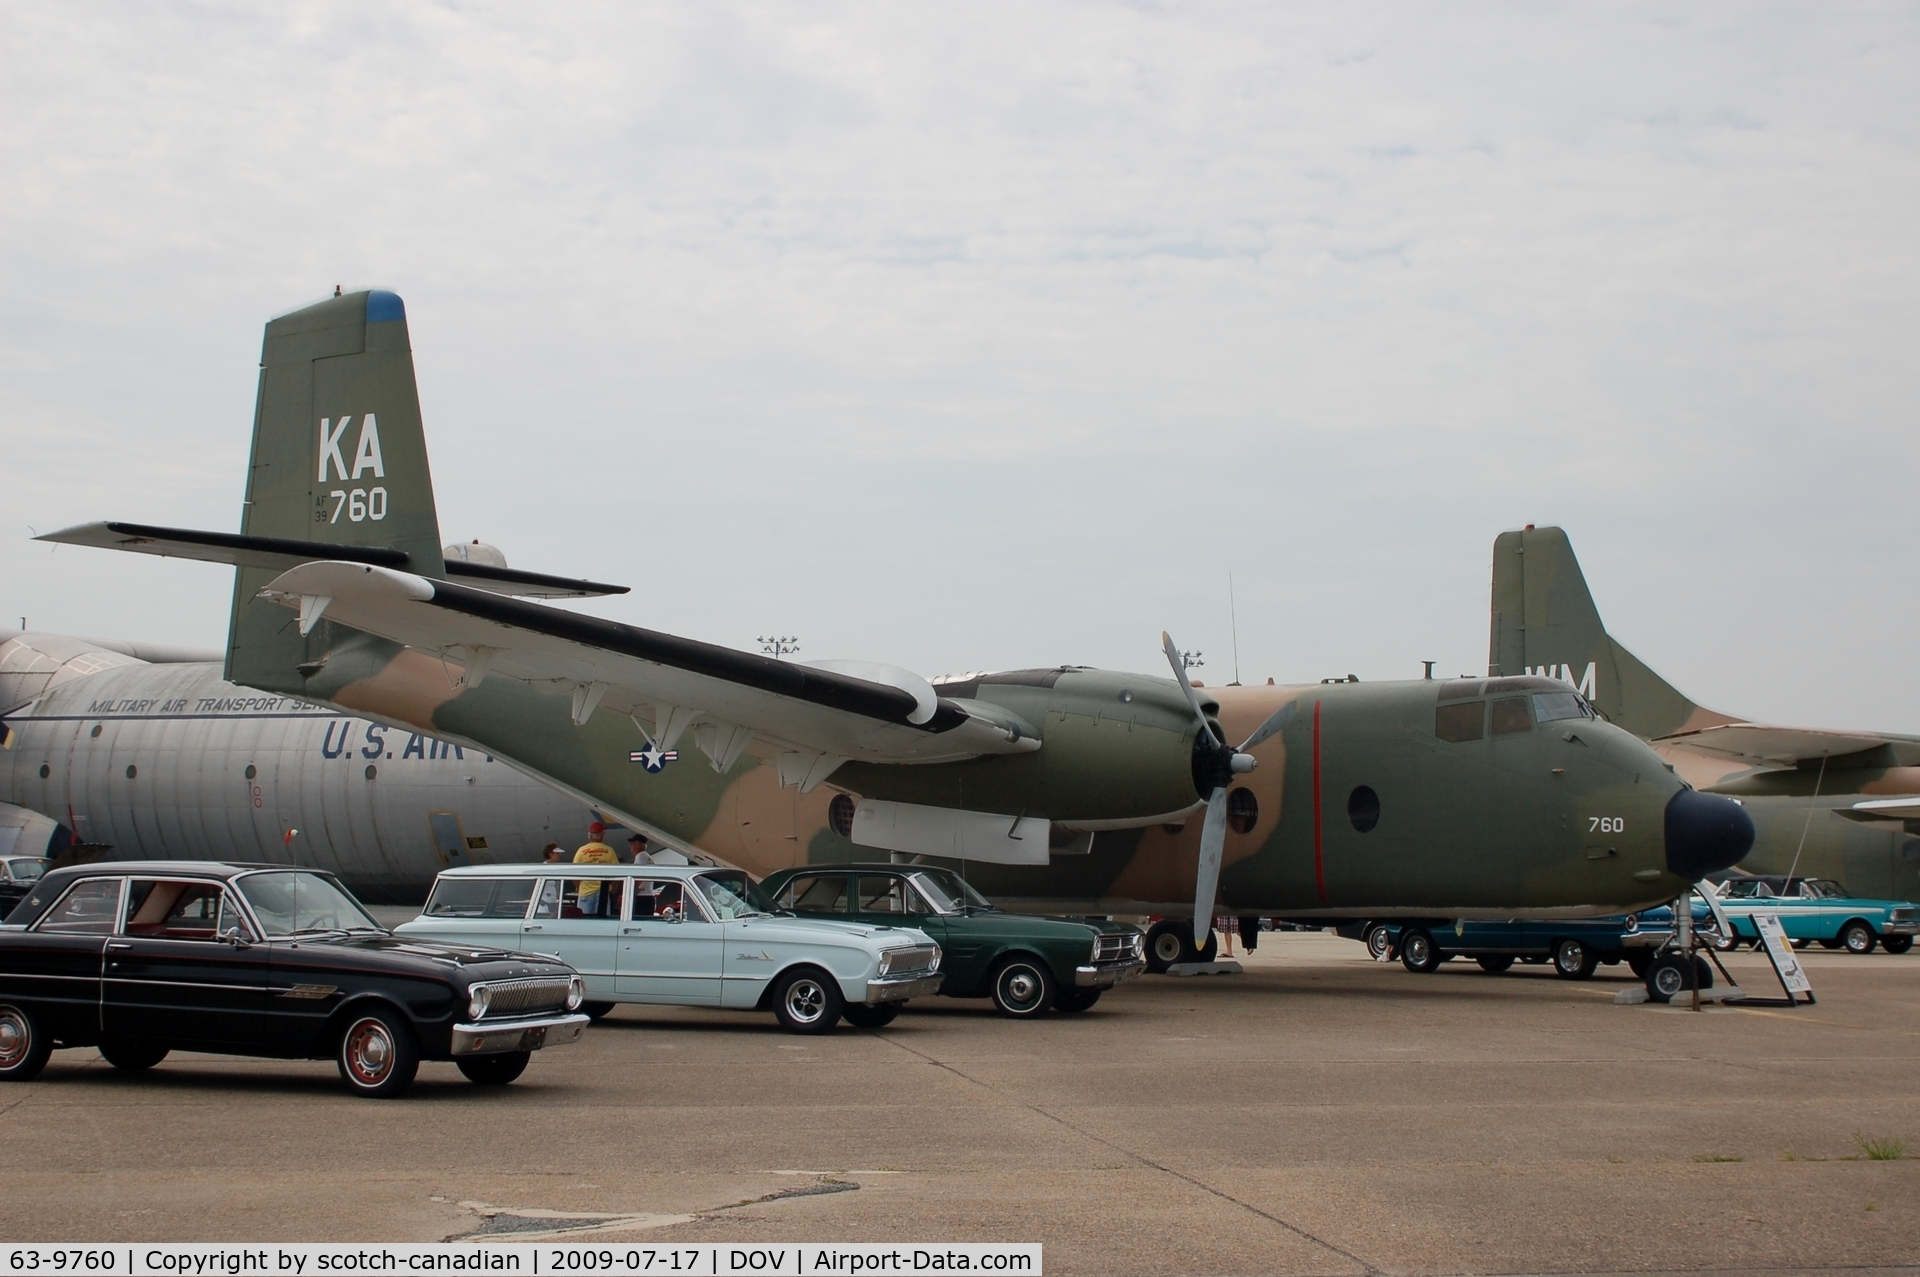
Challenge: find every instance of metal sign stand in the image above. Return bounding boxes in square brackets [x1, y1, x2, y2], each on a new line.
[1741, 910, 1816, 1007]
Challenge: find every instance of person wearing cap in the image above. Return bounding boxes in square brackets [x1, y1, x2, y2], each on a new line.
[539, 841, 566, 864]
[627, 832, 654, 866]
[574, 821, 618, 916]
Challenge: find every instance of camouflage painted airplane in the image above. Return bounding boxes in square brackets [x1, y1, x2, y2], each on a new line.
[38, 291, 1753, 957]
[1490, 525, 1920, 902]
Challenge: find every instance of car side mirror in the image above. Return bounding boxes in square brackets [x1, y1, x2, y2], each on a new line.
[223, 929, 252, 948]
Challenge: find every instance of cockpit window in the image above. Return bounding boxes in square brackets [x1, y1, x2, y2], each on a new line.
[1489, 697, 1532, 735]
[1531, 692, 1594, 724]
[1435, 701, 1485, 743]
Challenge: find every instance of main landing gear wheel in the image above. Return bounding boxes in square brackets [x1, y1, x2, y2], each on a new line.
[337, 1009, 420, 1098]
[1881, 935, 1913, 955]
[773, 967, 844, 1034]
[1644, 952, 1715, 1004]
[1145, 921, 1216, 972]
[582, 1002, 616, 1022]
[842, 1004, 901, 1029]
[98, 1041, 170, 1071]
[0, 1005, 51, 1083]
[457, 1051, 530, 1086]
[1841, 921, 1878, 954]
[1055, 989, 1102, 1013]
[1476, 955, 1514, 975]
[1400, 929, 1443, 973]
[990, 957, 1056, 1018]
[1553, 938, 1601, 981]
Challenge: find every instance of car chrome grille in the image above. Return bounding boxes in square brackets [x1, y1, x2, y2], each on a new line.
[1093, 934, 1140, 963]
[881, 944, 940, 976]
[478, 977, 574, 1018]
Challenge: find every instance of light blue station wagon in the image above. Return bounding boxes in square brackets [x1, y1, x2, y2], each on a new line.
[396, 864, 943, 1033]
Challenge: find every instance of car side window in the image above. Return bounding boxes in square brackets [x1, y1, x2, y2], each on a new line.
[1435, 701, 1485, 743]
[782, 875, 850, 914]
[32, 879, 124, 934]
[125, 881, 230, 941]
[1489, 697, 1532, 736]
[215, 891, 258, 942]
[857, 876, 913, 914]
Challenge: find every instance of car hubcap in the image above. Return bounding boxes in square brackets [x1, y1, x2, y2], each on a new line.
[1559, 943, 1584, 973]
[0, 1013, 25, 1068]
[1407, 937, 1429, 966]
[345, 1020, 393, 1085]
[786, 981, 825, 1023]
[1367, 928, 1390, 959]
[1003, 969, 1041, 1008]
[1847, 930, 1869, 952]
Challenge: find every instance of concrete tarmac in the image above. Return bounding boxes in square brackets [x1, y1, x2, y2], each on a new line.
[3, 932, 1916, 1275]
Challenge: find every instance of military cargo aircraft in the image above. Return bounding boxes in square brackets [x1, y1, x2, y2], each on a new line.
[0, 626, 599, 900]
[37, 291, 1752, 949]
[1489, 525, 1920, 901]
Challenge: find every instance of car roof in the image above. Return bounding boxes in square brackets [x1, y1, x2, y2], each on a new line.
[434, 863, 710, 880]
[42, 860, 309, 881]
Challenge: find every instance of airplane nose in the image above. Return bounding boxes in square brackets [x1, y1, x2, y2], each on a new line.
[1664, 789, 1754, 881]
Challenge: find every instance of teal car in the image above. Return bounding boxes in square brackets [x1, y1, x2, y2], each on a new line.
[760, 864, 1145, 1017]
[1712, 876, 1917, 954]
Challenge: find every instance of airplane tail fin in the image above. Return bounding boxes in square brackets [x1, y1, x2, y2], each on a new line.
[1488, 526, 1703, 738]
[227, 290, 444, 691]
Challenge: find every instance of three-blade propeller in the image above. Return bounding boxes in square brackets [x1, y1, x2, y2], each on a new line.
[1160, 632, 1296, 950]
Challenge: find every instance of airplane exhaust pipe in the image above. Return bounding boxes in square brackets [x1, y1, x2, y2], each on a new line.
[1663, 789, 1754, 882]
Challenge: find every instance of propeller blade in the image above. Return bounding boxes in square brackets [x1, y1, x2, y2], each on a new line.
[1193, 785, 1230, 949]
[1160, 630, 1213, 737]
[1237, 701, 1298, 753]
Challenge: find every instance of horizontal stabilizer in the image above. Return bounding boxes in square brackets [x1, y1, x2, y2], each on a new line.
[1841, 797, 1920, 822]
[1654, 722, 1890, 768]
[37, 522, 626, 598]
[259, 560, 1037, 765]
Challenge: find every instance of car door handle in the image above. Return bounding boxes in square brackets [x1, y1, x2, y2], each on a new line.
[106, 941, 133, 951]
[523, 924, 543, 931]
[622, 926, 645, 934]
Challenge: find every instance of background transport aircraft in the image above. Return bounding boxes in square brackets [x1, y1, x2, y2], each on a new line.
[0, 627, 600, 901]
[40, 290, 1751, 945]
[1489, 525, 1920, 901]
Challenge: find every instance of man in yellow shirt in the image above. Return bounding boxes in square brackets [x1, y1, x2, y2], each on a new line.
[573, 821, 619, 916]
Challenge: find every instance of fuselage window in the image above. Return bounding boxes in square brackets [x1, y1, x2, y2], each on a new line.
[1226, 787, 1259, 834]
[1348, 785, 1380, 833]
[1489, 697, 1532, 736]
[1435, 701, 1485, 743]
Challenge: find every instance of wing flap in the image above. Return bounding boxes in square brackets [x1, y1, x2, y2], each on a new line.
[261, 561, 1036, 765]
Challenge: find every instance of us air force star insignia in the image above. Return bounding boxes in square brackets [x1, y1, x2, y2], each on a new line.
[629, 745, 679, 773]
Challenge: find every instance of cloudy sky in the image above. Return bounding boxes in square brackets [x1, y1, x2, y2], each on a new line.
[4, 3, 1916, 728]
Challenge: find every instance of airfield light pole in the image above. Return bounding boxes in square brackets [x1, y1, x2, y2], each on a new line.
[758, 635, 801, 660]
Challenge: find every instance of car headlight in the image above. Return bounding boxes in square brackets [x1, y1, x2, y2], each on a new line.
[567, 975, 585, 1011]
[467, 985, 491, 1020]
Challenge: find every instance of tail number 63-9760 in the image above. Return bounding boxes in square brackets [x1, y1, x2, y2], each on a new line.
[1589, 816, 1624, 833]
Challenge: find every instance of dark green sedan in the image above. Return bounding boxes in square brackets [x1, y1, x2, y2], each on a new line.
[760, 864, 1145, 1019]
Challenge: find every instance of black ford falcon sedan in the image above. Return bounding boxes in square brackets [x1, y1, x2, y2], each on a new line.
[0, 861, 587, 1097]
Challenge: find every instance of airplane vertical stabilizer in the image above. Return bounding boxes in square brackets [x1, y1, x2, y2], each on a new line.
[228, 291, 444, 692]
[1488, 527, 1706, 739]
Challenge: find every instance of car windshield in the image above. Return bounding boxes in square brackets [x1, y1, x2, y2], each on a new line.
[909, 868, 993, 913]
[693, 871, 777, 920]
[4, 858, 46, 881]
[236, 871, 382, 936]
[1803, 879, 1850, 899]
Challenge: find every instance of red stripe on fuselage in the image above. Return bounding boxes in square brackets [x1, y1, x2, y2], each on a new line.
[1312, 699, 1325, 901]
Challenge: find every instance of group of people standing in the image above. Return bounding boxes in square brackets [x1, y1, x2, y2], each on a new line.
[538, 821, 661, 917]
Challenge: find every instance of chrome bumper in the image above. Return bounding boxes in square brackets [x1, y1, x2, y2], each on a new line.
[862, 973, 944, 1005]
[1881, 920, 1920, 937]
[450, 1012, 589, 1056]
[1075, 959, 1147, 988]
[1620, 931, 1673, 949]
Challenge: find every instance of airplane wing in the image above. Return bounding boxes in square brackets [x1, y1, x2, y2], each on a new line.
[1839, 797, 1920, 823]
[259, 561, 1039, 774]
[1652, 723, 1892, 768]
[38, 521, 626, 599]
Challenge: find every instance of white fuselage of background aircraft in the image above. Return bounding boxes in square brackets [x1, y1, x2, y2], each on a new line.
[0, 631, 594, 901]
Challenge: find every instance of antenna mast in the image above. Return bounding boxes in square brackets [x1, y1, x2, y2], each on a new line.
[1228, 571, 1241, 686]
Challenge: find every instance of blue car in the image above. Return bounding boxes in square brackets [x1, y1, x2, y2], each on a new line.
[1709, 876, 1917, 955]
